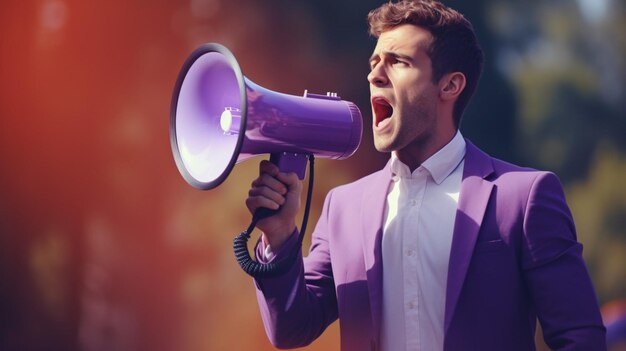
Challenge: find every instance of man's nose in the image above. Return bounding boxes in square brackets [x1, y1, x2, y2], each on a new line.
[367, 65, 388, 87]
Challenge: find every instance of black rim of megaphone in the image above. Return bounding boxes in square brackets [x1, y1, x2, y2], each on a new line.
[170, 43, 247, 190]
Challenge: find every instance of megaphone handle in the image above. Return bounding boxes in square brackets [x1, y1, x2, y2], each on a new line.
[269, 152, 309, 180]
[234, 154, 315, 278]
[252, 152, 309, 222]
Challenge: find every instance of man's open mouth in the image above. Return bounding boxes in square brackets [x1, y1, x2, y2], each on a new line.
[372, 97, 393, 127]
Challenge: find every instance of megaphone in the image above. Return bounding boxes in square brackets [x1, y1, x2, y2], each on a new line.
[170, 43, 363, 278]
[170, 43, 363, 190]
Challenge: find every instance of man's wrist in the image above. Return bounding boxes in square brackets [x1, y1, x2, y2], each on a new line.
[262, 225, 295, 252]
[262, 239, 276, 261]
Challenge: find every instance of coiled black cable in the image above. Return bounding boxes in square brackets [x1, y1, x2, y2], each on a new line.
[233, 155, 315, 278]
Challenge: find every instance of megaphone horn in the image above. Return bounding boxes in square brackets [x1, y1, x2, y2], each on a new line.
[170, 43, 363, 190]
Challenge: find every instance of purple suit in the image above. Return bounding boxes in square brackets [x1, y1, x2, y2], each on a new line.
[254, 140, 606, 350]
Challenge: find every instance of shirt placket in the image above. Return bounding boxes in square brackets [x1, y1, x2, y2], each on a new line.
[401, 173, 427, 350]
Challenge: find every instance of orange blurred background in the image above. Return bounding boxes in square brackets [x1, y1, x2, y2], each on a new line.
[0, 1, 381, 350]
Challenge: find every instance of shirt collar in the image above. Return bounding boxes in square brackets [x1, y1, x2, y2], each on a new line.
[389, 130, 466, 184]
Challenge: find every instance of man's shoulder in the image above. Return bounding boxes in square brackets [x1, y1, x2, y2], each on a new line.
[466, 139, 553, 179]
[465, 140, 566, 196]
[470, 148, 563, 202]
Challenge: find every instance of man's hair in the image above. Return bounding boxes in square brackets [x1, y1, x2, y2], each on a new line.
[367, 0, 484, 128]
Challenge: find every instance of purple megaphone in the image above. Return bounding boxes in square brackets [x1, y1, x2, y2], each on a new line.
[170, 43, 363, 190]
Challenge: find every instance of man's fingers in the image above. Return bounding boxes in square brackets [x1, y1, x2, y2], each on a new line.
[246, 160, 302, 223]
[248, 185, 286, 206]
[245, 197, 280, 212]
[259, 160, 302, 192]
[259, 160, 279, 176]
[276, 172, 303, 193]
[251, 173, 288, 195]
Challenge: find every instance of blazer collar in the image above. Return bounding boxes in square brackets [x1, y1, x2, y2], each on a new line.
[360, 160, 392, 343]
[444, 139, 495, 332]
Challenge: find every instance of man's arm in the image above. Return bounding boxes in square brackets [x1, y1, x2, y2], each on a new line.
[253, 191, 338, 349]
[246, 160, 338, 348]
[521, 172, 606, 350]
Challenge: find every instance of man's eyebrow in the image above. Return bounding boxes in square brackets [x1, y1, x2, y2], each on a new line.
[368, 50, 415, 65]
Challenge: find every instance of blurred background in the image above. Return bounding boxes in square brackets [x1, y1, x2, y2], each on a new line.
[1, 0, 624, 350]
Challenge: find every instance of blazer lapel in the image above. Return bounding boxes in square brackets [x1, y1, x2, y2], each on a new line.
[444, 140, 495, 333]
[360, 162, 391, 343]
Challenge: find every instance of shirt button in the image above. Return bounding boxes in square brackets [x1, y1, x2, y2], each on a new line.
[409, 199, 416, 206]
[407, 249, 415, 257]
[407, 301, 416, 309]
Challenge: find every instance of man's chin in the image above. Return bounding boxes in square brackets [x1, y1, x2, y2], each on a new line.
[373, 139, 395, 153]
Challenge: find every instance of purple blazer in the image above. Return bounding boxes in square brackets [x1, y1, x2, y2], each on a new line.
[254, 140, 606, 351]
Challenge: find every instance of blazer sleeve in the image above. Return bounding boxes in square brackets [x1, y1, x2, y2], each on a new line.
[253, 189, 339, 349]
[521, 172, 607, 350]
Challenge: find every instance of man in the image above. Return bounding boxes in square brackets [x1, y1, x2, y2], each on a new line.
[245, 1, 606, 350]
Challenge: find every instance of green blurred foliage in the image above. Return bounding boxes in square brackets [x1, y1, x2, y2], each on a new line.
[482, 0, 626, 306]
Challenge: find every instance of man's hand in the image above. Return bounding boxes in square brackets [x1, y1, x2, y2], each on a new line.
[246, 160, 303, 250]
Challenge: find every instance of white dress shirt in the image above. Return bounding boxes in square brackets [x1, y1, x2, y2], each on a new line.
[380, 131, 466, 351]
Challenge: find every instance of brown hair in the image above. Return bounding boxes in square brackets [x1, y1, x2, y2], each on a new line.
[368, 0, 484, 128]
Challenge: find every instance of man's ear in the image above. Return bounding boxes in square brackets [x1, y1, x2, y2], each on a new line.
[439, 72, 466, 102]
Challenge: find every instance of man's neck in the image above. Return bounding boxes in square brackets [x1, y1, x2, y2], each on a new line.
[394, 128, 458, 173]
